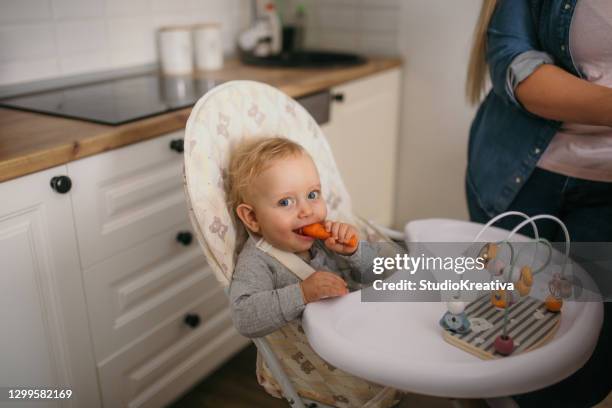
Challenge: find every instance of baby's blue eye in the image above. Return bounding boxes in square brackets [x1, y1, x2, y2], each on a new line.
[308, 190, 320, 200]
[278, 198, 293, 207]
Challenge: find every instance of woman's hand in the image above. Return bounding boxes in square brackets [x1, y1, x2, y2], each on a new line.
[323, 220, 359, 255]
[516, 64, 612, 127]
[300, 271, 348, 304]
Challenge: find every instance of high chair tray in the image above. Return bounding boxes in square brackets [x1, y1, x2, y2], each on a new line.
[302, 218, 603, 399]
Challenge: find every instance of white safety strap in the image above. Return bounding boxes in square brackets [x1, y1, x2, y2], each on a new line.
[255, 237, 315, 281]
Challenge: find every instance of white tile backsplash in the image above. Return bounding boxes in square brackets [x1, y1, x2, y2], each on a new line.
[106, 17, 151, 51]
[104, 0, 150, 17]
[59, 50, 108, 75]
[51, 0, 104, 19]
[56, 20, 107, 55]
[360, 32, 398, 55]
[315, 7, 359, 30]
[315, 0, 356, 7]
[361, 8, 398, 32]
[109, 45, 153, 69]
[0, 0, 397, 86]
[185, 0, 224, 10]
[0, 57, 59, 84]
[315, 30, 358, 51]
[0, 0, 53, 23]
[361, 0, 399, 8]
[106, 17, 155, 68]
[0, 0, 243, 86]
[302, 0, 400, 56]
[150, 0, 187, 13]
[150, 13, 192, 30]
[0, 24, 56, 62]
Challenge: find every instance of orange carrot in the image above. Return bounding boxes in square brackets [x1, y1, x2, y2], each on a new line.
[301, 222, 358, 248]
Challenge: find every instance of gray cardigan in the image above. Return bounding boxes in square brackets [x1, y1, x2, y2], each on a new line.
[228, 237, 380, 338]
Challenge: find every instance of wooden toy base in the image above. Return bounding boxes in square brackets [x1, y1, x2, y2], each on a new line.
[444, 295, 561, 359]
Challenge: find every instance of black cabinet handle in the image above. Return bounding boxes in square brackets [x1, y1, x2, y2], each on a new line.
[184, 313, 201, 328]
[176, 231, 193, 246]
[50, 176, 72, 194]
[331, 93, 345, 103]
[170, 139, 184, 153]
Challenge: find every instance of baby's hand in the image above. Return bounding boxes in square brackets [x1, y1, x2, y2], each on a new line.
[323, 220, 359, 255]
[300, 271, 348, 304]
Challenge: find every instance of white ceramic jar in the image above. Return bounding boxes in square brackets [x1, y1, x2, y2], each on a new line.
[158, 25, 193, 75]
[193, 23, 223, 71]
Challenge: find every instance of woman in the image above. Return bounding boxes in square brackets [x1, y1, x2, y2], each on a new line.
[465, 0, 611, 406]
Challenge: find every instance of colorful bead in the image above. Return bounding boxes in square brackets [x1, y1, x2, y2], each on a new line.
[491, 290, 509, 309]
[494, 335, 515, 356]
[447, 301, 466, 315]
[520, 266, 533, 286]
[440, 311, 471, 334]
[478, 243, 498, 267]
[516, 279, 531, 297]
[545, 295, 563, 313]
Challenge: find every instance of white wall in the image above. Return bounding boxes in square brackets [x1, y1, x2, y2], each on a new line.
[0, 0, 246, 86]
[393, 0, 481, 226]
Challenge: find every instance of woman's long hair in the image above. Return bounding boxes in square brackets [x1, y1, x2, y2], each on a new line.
[466, 0, 498, 105]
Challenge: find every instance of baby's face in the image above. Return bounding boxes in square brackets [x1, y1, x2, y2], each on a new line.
[248, 152, 327, 253]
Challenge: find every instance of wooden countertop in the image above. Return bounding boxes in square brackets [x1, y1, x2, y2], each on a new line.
[0, 56, 401, 183]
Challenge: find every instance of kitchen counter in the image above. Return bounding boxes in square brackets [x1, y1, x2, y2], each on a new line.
[0, 56, 401, 183]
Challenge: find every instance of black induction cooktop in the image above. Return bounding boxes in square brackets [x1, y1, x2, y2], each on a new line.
[0, 73, 222, 125]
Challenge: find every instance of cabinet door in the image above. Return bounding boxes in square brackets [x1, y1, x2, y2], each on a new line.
[322, 69, 401, 226]
[0, 166, 100, 408]
[97, 300, 247, 408]
[83, 221, 225, 362]
[67, 131, 187, 268]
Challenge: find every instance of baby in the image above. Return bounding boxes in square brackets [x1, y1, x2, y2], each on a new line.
[228, 136, 380, 338]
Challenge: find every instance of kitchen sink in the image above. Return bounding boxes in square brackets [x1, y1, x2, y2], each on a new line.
[239, 50, 367, 68]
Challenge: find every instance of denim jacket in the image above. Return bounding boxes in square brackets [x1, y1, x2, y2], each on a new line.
[467, 0, 582, 217]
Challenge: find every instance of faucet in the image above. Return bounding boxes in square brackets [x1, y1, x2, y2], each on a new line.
[240, 0, 282, 56]
[250, 0, 259, 24]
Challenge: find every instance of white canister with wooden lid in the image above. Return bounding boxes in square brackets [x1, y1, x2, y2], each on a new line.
[158, 25, 193, 75]
[193, 23, 223, 71]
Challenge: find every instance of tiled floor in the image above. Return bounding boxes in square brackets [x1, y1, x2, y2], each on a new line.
[169, 344, 612, 408]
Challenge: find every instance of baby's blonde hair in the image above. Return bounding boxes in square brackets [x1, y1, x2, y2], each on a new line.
[227, 137, 305, 211]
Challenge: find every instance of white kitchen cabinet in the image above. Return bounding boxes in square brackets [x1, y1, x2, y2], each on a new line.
[67, 131, 189, 269]
[96, 299, 243, 408]
[322, 68, 401, 227]
[0, 135, 248, 408]
[65, 134, 249, 407]
[0, 166, 100, 408]
[82, 220, 234, 362]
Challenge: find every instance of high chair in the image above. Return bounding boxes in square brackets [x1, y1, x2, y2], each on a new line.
[183, 80, 402, 408]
